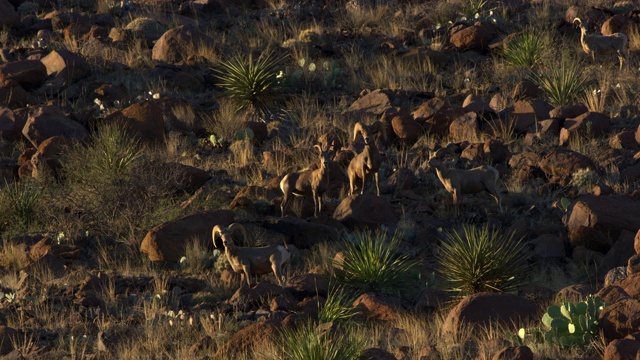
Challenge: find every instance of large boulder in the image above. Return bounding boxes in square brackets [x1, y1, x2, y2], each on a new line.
[443, 292, 537, 338]
[538, 148, 597, 185]
[390, 111, 421, 144]
[0, 107, 27, 141]
[215, 319, 281, 357]
[333, 194, 398, 229]
[450, 22, 497, 52]
[342, 89, 393, 119]
[104, 100, 165, 143]
[565, 195, 640, 242]
[599, 298, 640, 341]
[40, 49, 90, 83]
[0, 80, 29, 109]
[140, 210, 235, 263]
[152, 25, 214, 64]
[413, 97, 459, 136]
[0, 60, 48, 90]
[604, 338, 640, 360]
[509, 99, 554, 134]
[22, 105, 89, 147]
[353, 293, 402, 321]
[261, 217, 340, 249]
[449, 112, 479, 142]
[559, 111, 611, 146]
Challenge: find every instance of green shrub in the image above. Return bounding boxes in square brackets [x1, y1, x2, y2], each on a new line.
[530, 60, 590, 107]
[510, 295, 606, 348]
[213, 51, 285, 119]
[337, 231, 417, 296]
[276, 322, 363, 360]
[437, 224, 530, 296]
[501, 31, 548, 68]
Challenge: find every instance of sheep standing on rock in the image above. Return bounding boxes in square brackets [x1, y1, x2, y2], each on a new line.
[213, 223, 290, 288]
[574, 17, 628, 70]
[348, 121, 387, 196]
[280, 145, 333, 218]
[428, 147, 503, 213]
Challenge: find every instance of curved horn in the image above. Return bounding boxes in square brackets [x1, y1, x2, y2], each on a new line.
[353, 122, 365, 141]
[371, 121, 388, 143]
[227, 223, 248, 246]
[212, 225, 224, 248]
[313, 144, 323, 154]
[573, 17, 582, 25]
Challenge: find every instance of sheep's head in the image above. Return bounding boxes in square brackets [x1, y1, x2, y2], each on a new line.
[212, 223, 247, 248]
[353, 121, 387, 145]
[314, 144, 331, 170]
[428, 146, 458, 168]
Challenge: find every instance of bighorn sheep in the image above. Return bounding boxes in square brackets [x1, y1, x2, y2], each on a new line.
[574, 17, 628, 70]
[212, 223, 290, 288]
[428, 147, 503, 212]
[280, 145, 332, 218]
[348, 121, 387, 196]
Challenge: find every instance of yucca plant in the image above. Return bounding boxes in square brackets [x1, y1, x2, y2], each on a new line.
[337, 231, 417, 295]
[0, 180, 42, 232]
[437, 224, 530, 296]
[276, 321, 363, 360]
[501, 31, 548, 68]
[318, 286, 356, 324]
[530, 60, 590, 107]
[213, 51, 286, 120]
[90, 122, 142, 177]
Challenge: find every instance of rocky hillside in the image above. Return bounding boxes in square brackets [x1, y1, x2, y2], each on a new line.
[1, 0, 640, 359]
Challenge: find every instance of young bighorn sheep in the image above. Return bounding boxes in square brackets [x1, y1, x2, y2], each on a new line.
[574, 17, 628, 70]
[428, 147, 503, 213]
[212, 223, 290, 288]
[280, 145, 332, 218]
[348, 121, 387, 196]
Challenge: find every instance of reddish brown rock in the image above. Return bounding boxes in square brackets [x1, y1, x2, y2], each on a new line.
[152, 25, 214, 64]
[286, 273, 329, 298]
[492, 346, 533, 360]
[617, 273, 640, 299]
[140, 210, 234, 263]
[104, 100, 165, 143]
[450, 22, 497, 52]
[549, 104, 589, 120]
[556, 284, 598, 301]
[559, 112, 611, 146]
[390, 111, 421, 144]
[227, 281, 284, 310]
[40, 49, 90, 83]
[510, 99, 554, 134]
[343, 89, 393, 119]
[0, 60, 47, 90]
[628, 254, 640, 275]
[531, 234, 566, 259]
[0, 326, 20, 355]
[600, 230, 637, 275]
[602, 14, 629, 36]
[635, 229, 640, 254]
[0, 107, 27, 140]
[610, 130, 639, 151]
[565, 195, 640, 241]
[596, 286, 631, 305]
[443, 292, 537, 337]
[538, 148, 597, 185]
[413, 97, 459, 135]
[333, 194, 398, 229]
[262, 217, 340, 249]
[599, 298, 640, 341]
[22, 105, 89, 147]
[0, 80, 29, 109]
[243, 121, 268, 143]
[169, 163, 211, 193]
[215, 319, 281, 357]
[353, 293, 402, 321]
[568, 225, 611, 253]
[462, 94, 494, 115]
[512, 79, 540, 100]
[604, 338, 640, 360]
[449, 112, 479, 142]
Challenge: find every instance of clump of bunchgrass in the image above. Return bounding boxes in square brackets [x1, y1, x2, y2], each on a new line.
[530, 59, 590, 107]
[318, 286, 357, 324]
[437, 223, 531, 296]
[213, 50, 286, 120]
[0, 179, 43, 234]
[336, 230, 417, 296]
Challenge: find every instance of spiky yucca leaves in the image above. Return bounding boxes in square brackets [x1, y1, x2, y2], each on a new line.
[276, 322, 364, 360]
[337, 231, 417, 296]
[501, 31, 548, 68]
[318, 286, 357, 324]
[530, 60, 590, 107]
[437, 224, 530, 296]
[214, 51, 285, 120]
[0, 180, 42, 233]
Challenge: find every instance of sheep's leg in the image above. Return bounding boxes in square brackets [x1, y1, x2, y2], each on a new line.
[374, 172, 380, 196]
[281, 194, 289, 217]
[618, 52, 624, 71]
[242, 264, 252, 287]
[312, 190, 319, 218]
[272, 262, 285, 288]
[360, 172, 366, 195]
[349, 175, 355, 196]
